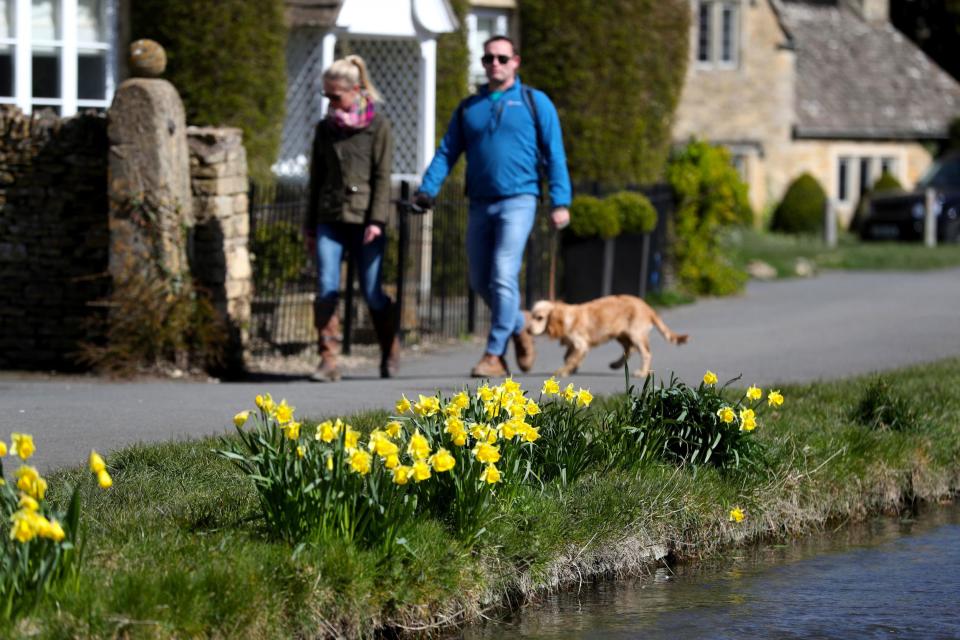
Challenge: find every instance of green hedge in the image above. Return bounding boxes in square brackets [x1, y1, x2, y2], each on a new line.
[569, 195, 620, 239]
[667, 140, 750, 295]
[129, 0, 286, 182]
[519, 0, 689, 185]
[770, 173, 827, 234]
[608, 191, 658, 235]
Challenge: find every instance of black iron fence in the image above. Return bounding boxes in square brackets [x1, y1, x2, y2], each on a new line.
[247, 179, 673, 359]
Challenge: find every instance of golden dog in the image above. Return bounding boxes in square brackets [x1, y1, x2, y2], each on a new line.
[528, 295, 689, 378]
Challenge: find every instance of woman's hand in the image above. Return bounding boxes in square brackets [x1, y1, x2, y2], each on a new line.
[363, 223, 383, 245]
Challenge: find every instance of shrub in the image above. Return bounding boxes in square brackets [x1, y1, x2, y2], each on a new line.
[850, 172, 903, 231]
[1, 434, 112, 621]
[435, 0, 469, 146]
[568, 194, 621, 239]
[526, 378, 604, 486]
[850, 377, 919, 432]
[130, 0, 286, 182]
[608, 191, 658, 235]
[250, 221, 309, 293]
[611, 371, 781, 472]
[519, 0, 689, 185]
[770, 173, 827, 234]
[666, 140, 751, 295]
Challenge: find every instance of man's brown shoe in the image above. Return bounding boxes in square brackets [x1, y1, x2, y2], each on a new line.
[513, 311, 536, 373]
[470, 353, 509, 378]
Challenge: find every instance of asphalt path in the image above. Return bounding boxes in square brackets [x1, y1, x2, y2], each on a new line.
[3, 268, 959, 473]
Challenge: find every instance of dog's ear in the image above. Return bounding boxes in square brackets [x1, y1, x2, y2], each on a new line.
[546, 305, 564, 339]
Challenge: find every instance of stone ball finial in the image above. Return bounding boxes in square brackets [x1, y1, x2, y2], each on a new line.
[129, 39, 167, 78]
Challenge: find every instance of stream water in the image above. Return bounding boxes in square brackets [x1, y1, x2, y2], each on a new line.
[463, 503, 960, 639]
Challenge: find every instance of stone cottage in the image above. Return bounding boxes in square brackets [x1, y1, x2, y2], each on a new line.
[673, 0, 960, 223]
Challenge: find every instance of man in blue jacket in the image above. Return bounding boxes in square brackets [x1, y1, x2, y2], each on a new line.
[415, 35, 571, 378]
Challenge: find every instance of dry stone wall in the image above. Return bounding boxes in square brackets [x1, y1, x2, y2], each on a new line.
[0, 107, 110, 370]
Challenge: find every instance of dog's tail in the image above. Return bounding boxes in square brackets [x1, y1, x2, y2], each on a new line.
[653, 313, 689, 346]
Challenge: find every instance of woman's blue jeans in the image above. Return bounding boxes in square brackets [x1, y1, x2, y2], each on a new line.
[315, 222, 390, 312]
[467, 194, 537, 356]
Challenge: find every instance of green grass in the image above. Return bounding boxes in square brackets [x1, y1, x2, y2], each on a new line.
[8, 359, 960, 638]
[724, 228, 960, 278]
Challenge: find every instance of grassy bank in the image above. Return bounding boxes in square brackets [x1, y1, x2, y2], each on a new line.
[9, 359, 960, 638]
[725, 228, 960, 277]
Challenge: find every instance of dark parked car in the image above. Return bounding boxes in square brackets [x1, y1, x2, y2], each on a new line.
[860, 152, 960, 243]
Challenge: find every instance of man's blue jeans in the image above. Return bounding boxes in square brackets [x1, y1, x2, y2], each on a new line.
[467, 194, 537, 356]
[315, 222, 389, 312]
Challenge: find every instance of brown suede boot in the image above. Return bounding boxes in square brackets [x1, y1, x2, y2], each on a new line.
[470, 352, 510, 378]
[513, 310, 536, 373]
[310, 301, 341, 382]
[370, 301, 400, 379]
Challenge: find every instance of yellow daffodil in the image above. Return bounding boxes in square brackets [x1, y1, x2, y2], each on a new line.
[97, 469, 113, 489]
[480, 464, 502, 484]
[739, 408, 757, 432]
[16, 466, 46, 499]
[768, 390, 784, 407]
[444, 417, 467, 446]
[746, 386, 762, 401]
[372, 436, 399, 459]
[507, 401, 526, 419]
[729, 507, 745, 523]
[412, 460, 432, 482]
[385, 420, 403, 438]
[542, 377, 560, 395]
[444, 402, 463, 418]
[296, 445, 305, 458]
[0, 440, 7, 457]
[453, 391, 471, 410]
[717, 406, 736, 424]
[326, 456, 334, 471]
[344, 427, 360, 452]
[525, 399, 541, 416]
[255, 393, 276, 415]
[283, 421, 301, 440]
[500, 419, 519, 440]
[392, 465, 412, 485]
[349, 450, 372, 475]
[562, 384, 576, 402]
[703, 371, 718, 385]
[316, 420, 338, 443]
[522, 425, 541, 443]
[11, 433, 35, 460]
[408, 431, 431, 461]
[576, 388, 594, 408]
[18, 494, 39, 511]
[478, 385, 495, 403]
[275, 400, 295, 425]
[233, 411, 250, 428]
[41, 518, 65, 542]
[430, 448, 456, 472]
[473, 442, 501, 464]
[414, 394, 441, 417]
[10, 510, 37, 543]
[89, 450, 106, 474]
[395, 394, 412, 414]
[384, 454, 400, 469]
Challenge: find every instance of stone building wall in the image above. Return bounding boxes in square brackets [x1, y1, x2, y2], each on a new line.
[0, 107, 110, 370]
[187, 126, 252, 373]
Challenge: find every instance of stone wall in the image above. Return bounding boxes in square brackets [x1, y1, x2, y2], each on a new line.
[0, 107, 110, 370]
[187, 126, 252, 373]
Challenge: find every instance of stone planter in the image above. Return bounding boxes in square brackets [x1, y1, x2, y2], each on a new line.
[561, 233, 654, 303]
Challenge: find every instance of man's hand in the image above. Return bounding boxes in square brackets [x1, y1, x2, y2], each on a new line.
[413, 191, 434, 211]
[363, 223, 383, 245]
[550, 207, 570, 230]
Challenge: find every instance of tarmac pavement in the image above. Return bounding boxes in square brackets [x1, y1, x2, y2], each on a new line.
[3, 267, 959, 473]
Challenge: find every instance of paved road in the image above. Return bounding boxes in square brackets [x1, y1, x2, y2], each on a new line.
[3, 268, 959, 473]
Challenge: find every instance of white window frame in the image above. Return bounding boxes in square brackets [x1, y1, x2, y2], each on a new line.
[0, 0, 114, 116]
[466, 7, 510, 91]
[695, 0, 740, 69]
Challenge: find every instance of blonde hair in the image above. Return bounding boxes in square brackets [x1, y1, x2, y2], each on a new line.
[323, 54, 382, 103]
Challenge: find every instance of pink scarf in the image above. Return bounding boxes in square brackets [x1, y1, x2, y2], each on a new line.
[328, 93, 376, 130]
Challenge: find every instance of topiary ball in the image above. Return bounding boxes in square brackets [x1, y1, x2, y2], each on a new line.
[129, 39, 167, 78]
[770, 172, 827, 234]
[569, 195, 621, 239]
[607, 191, 658, 235]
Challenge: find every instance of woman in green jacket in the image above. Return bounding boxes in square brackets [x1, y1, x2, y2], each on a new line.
[305, 55, 396, 382]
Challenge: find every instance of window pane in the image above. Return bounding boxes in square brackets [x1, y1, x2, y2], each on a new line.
[78, 49, 105, 99]
[859, 157, 872, 195]
[697, 2, 712, 62]
[78, 0, 104, 42]
[0, 0, 13, 39]
[0, 44, 11, 96]
[32, 0, 60, 40]
[881, 156, 897, 177]
[838, 157, 850, 202]
[721, 4, 737, 63]
[32, 47, 59, 97]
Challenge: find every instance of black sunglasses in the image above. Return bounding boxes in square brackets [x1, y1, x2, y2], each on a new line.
[481, 53, 512, 66]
